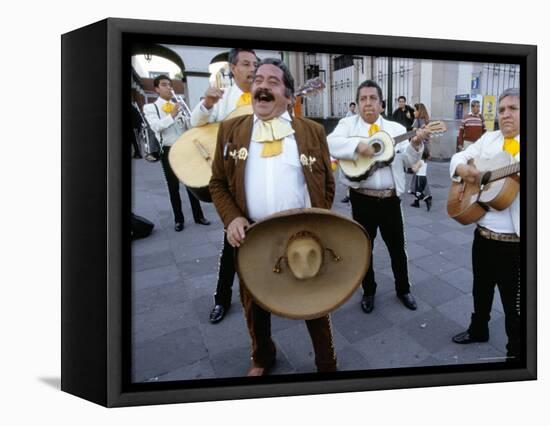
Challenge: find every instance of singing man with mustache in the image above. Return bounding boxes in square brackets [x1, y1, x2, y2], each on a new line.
[190, 48, 259, 324]
[209, 58, 337, 376]
[328, 80, 429, 315]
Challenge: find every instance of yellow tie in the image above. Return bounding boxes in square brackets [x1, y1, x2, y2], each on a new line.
[162, 102, 175, 114]
[252, 117, 295, 157]
[369, 123, 380, 136]
[236, 92, 252, 107]
[503, 137, 520, 157]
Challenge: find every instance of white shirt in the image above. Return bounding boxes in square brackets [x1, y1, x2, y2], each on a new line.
[416, 160, 427, 177]
[190, 84, 245, 127]
[142, 97, 185, 146]
[449, 130, 520, 236]
[328, 115, 423, 195]
[244, 112, 310, 222]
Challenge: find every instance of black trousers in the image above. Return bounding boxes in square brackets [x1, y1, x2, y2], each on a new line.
[350, 189, 411, 296]
[160, 146, 204, 223]
[213, 233, 236, 308]
[131, 128, 142, 156]
[470, 229, 521, 360]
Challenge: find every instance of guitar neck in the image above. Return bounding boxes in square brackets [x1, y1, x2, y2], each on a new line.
[487, 162, 520, 183]
[393, 130, 417, 144]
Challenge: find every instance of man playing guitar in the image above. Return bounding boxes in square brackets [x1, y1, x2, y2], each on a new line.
[449, 88, 521, 362]
[190, 49, 259, 324]
[327, 80, 429, 315]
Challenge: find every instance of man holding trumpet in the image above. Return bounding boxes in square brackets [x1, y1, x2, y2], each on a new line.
[144, 75, 210, 232]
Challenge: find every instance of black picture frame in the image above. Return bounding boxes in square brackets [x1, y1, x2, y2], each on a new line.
[61, 17, 537, 407]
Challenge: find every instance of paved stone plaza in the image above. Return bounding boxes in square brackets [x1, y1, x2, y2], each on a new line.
[131, 156, 509, 383]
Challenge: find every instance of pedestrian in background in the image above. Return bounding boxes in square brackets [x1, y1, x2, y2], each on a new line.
[410, 103, 432, 210]
[345, 101, 357, 117]
[457, 100, 486, 151]
[391, 96, 415, 131]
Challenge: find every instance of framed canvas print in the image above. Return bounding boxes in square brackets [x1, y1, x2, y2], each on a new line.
[61, 17, 536, 407]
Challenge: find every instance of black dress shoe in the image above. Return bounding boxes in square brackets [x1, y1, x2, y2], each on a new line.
[361, 295, 375, 313]
[452, 331, 489, 344]
[398, 293, 417, 310]
[209, 305, 227, 323]
[340, 196, 350, 203]
[174, 222, 184, 232]
[195, 217, 211, 226]
[410, 200, 420, 208]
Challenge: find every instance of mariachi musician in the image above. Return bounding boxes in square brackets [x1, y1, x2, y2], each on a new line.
[209, 58, 337, 375]
[189, 48, 259, 324]
[449, 88, 521, 362]
[327, 80, 429, 315]
[143, 75, 210, 232]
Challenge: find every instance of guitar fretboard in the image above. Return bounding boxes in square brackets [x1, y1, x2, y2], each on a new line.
[394, 130, 417, 144]
[488, 162, 520, 183]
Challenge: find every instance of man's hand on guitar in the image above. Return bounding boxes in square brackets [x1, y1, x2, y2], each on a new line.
[203, 87, 224, 109]
[356, 141, 375, 158]
[227, 216, 250, 247]
[412, 128, 430, 146]
[456, 164, 481, 184]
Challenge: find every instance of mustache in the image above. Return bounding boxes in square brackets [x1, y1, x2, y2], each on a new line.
[254, 88, 275, 102]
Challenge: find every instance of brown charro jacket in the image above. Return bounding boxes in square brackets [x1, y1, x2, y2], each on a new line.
[209, 114, 335, 227]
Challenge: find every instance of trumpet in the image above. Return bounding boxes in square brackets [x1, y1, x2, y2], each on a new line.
[170, 89, 193, 129]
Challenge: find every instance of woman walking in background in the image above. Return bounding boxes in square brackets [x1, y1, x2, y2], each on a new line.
[410, 103, 432, 210]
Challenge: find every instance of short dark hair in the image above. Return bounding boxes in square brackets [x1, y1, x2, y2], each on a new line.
[356, 80, 383, 104]
[349, 102, 356, 107]
[254, 57, 295, 98]
[398, 96, 407, 102]
[228, 48, 257, 66]
[471, 100, 480, 106]
[153, 74, 171, 88]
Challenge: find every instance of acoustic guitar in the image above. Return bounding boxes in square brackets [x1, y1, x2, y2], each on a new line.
[447, 151, 520, 225]
[168, 77, 326, 202]
[338, 121, 447, 182]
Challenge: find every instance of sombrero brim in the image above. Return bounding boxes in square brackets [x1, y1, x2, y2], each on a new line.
[236, 208, 371, 320]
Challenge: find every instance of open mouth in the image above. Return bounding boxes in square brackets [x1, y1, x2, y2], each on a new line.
[254, 89, 275, 103]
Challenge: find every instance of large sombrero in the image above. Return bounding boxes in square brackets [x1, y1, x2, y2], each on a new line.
[236, 208, 371, 320]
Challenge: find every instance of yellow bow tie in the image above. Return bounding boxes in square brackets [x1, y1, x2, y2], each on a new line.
[369, 123, 380, 136]
[503, 137, 520, 157]
[252, 117, 295, 157]
[236, 92, 252, 107]
[162, 102, 175, 114]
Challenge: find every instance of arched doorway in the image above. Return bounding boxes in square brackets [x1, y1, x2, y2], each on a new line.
[131, 43, 189, 105]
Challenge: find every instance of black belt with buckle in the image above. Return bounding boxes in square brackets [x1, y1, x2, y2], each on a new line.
[477, 226, 519, 243]
[353, 188, 396, 199]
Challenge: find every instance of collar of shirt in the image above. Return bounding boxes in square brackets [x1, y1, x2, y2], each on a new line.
[252, 111, 292, 130]
[499, 132, 520, 142]
[358, 115, 382, 134]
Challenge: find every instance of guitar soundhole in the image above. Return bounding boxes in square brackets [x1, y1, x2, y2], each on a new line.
[372, 142, 383, 155]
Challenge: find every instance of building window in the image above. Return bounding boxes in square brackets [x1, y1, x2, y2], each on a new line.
[149, 71, 170, 79]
